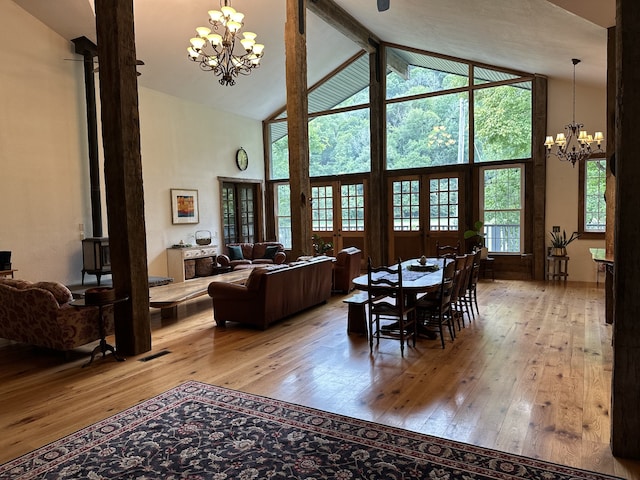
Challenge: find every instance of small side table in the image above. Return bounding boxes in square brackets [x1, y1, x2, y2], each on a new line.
[0, 269, 17, 278]
[71, 296, 129, 367]
[479, 257, 495, 281]
[546, 255, 569, 283]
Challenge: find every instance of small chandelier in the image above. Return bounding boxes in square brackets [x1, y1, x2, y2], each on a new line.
[544, 59, 604, 167]
[187, 0, 265, 86]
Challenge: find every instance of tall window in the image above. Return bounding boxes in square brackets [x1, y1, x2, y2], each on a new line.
[275, 184, 291, 248]
[579, 158, 606, 234]
[481, 165, 524, 253]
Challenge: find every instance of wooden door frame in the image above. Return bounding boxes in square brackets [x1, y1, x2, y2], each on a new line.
[218, 177, 264, 245]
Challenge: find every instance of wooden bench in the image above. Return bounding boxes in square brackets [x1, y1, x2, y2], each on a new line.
[149, 268, 254, 318]
[343, 292, 369, 336]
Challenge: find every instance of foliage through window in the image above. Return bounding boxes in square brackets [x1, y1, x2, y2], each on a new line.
[580, 158, 606, 234]
[481, 166, 523, 253]
[387, 92, 469, 169]
[474, 82, 532, 162]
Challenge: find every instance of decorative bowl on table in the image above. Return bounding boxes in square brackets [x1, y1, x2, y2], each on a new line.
[408, 260, 439, 272]
[195, 230, 212, 245]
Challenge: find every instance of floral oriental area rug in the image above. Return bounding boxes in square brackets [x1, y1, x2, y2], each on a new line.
[0, 381, 622, 480]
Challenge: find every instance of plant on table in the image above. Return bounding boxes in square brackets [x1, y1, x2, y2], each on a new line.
[464, 220, 488, 257]
[549, 229, 580, 256]
[312, 234, 333, 256]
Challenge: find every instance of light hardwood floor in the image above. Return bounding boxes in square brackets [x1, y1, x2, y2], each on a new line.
[1, 279, 639, 478]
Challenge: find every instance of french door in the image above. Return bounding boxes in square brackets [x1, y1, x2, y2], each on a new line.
[388, 173, 463, 261]
[220, 181, 261, 246]
[310, 180, 366, 259]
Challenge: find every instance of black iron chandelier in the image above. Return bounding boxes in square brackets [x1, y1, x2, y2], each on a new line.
[544, 59, 604, 167]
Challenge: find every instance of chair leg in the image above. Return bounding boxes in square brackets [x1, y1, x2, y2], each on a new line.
[472, 289, 479, 315]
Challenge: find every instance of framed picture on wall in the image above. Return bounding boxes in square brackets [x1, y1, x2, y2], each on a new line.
[171, 189, 199, 224]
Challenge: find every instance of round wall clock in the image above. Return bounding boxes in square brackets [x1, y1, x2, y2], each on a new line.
[236, 148, 248, 171]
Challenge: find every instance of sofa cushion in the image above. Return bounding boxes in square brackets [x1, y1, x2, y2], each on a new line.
[0, 278, 31, 289]
[32, 281, 73, 305]
[228, 245, 244, 261]
[261, 245, 280, 260]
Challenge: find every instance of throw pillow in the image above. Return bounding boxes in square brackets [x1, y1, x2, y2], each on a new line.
[262, 245, 280, 260]
[228, 245, 244, 261]
[33, 281, 73, 305]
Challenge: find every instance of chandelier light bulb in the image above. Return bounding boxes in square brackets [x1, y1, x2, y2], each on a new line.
[196, 26, 211, 37]
[190, 37, 206, 50]
[208, 10, 222, 22]
[220, 6, 236, 17]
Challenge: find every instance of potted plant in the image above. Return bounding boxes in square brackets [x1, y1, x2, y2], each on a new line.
[312, 234, 333, 256]
[549, 229, 580, 256]
[464, 220, 488, 259]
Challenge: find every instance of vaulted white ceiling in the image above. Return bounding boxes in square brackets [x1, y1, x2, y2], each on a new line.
[13, 0, 613, 121]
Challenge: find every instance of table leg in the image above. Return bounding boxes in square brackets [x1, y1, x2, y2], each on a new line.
[83, 304, 125, 367]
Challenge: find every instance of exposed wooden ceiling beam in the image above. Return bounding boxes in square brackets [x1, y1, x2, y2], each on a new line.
[307, 0, 379, 53]
[306, 0, 409, 78]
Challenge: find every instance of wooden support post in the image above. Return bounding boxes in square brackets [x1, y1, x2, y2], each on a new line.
[532, 76, 547, 281]
[95, 0, 151, 356]
[368, 45, 385, 265]
[285, 0, 312, 260]
[611, 0, 640, 458]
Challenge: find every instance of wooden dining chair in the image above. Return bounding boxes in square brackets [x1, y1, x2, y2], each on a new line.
[455, 253, 475, 328]
[415, 258, 456, 349]
[435, 240, 461, 258]
[367, 258, 416, 356]
[464, 250, 482, 318]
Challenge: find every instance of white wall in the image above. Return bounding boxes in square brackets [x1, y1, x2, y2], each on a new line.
[546, 77, 607, 282]
[0, 0, 264, 284]
[0, 0, 89, 283]
[138, 89, 265, 277]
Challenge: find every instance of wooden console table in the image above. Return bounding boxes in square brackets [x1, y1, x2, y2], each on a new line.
[167, 245, 218, 282]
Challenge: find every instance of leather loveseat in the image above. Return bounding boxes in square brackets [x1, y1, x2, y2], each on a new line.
[207, 256, 333, 329]
[0, 277, 113, 352]
[333, 247, 362, 293]
[217, 242, 286, 270]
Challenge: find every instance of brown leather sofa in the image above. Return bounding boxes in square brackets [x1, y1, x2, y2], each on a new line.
[217, 242, 286, 270]
[333, 247, 362, 293]
[207, 257, 333, 329]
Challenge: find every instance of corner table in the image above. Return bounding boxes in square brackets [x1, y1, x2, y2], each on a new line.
[71, 295, 129, 367]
